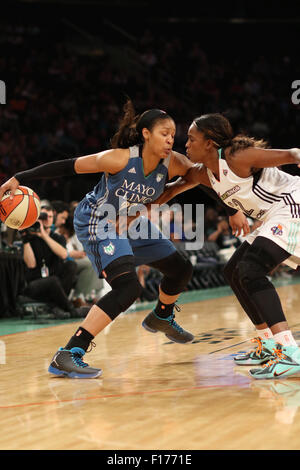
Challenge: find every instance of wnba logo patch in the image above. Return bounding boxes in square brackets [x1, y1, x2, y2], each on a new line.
[271, 224, 283, 236]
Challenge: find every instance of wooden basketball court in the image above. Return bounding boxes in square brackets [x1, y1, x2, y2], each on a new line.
[1, 281, 300, 451]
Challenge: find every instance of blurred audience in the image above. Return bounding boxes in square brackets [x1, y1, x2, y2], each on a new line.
[19, 204, 86, 318]
[1, 20, 299, 201]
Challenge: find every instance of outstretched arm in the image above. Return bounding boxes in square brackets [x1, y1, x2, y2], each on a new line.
[155, 163, 209, 205]
[233, 147, 300, 178]
[0, 148, 129, 200]
[154, 164, 250, 236]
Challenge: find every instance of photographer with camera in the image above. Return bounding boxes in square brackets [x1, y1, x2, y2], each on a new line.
[21, 205, 86, 318]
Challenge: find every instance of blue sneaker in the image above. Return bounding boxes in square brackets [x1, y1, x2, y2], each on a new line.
[48, 347, 102, 379]
[142, 309, 194, 344]
[249, 344, 300, 380]
[234, 337, 277, 366]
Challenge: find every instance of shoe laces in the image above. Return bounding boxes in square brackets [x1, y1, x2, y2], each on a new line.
[86, 341, 96, 353]
[251, 337, 263, 355]
[70, 342, 95, 368]
[72, 350, 89, 368]
[72, 341, 96, 368]
[169, 304, 184, 333]
[167, 315, 184, 334]
[262, 347, 286, 368]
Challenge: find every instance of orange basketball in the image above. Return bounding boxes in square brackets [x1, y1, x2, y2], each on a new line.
[0, 186, 41, 230]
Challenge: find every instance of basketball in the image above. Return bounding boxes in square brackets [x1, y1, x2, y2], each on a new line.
[0, 185, 41, 230]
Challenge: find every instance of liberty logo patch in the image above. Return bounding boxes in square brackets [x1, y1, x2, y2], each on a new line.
[271, 224, 283, 236]
[103, 242, 115, 255]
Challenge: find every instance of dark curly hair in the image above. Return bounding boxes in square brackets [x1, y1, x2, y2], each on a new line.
[193, 113, 268, 154]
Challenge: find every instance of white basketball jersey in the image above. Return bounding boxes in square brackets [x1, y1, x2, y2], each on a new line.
[207, 148, 300, 221]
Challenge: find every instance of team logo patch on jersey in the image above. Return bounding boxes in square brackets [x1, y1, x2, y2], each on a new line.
[103, 242, 115, 255]
[156, 173, 164, 182]
[220, 185, 240, 201]
[271, 224, 283, 236]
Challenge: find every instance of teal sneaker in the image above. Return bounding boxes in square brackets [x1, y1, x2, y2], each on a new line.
[234, 337, 277, 366]
[249, 344, 300, 380]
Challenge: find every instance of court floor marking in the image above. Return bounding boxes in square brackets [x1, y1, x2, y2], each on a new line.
[0, 382, 248, 410]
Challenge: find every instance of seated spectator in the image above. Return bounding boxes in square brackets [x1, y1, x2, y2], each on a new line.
[206, 215, 241, 250]
[20, 205, 85, 318]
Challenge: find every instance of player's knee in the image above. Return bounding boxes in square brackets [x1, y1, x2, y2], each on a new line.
[96, 271, 142, 320]
[223, 262, 239, 288]
[111, 271, 143, 309]
[237, 259, 271, 294]
[160, 252, 193, 295]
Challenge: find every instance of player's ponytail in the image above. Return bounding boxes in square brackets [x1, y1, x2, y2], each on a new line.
[110, 98, 140, 148]
[230, 134, 268, 153]
[111, 98, 173, 149]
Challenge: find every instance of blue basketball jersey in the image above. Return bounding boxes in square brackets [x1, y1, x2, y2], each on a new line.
[73, 145, 176, 274]
[85, 145, 171, 214]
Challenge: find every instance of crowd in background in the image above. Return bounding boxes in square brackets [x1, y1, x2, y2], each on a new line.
[1, 19, 300, 200]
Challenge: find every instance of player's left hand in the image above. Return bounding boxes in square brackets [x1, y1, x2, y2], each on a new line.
[0, 176, 20, 201]
[229, 211, 250, 237]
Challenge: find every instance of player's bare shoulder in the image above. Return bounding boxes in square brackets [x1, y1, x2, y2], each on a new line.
[97, 147, 130, 174]
[113, 148, 131, 167]
[169, 150, 193, 178]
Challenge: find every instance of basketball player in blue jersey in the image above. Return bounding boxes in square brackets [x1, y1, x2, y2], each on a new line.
[0, 101, 247, 379]
[156, 113, 300, 380]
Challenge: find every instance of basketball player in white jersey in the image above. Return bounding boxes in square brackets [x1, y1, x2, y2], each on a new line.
[157, 112, 300, 379]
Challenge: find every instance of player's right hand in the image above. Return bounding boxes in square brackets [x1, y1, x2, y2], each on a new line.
[0, 176, 20, 201]
[229, 211, 250, 237]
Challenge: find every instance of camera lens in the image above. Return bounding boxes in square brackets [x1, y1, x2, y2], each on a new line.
[29, 221, 41, 231]
[39, 212, 48, 221]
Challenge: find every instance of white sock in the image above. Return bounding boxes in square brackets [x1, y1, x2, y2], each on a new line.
[273, 330, 298, 347]
[256, 328, 273, 340]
